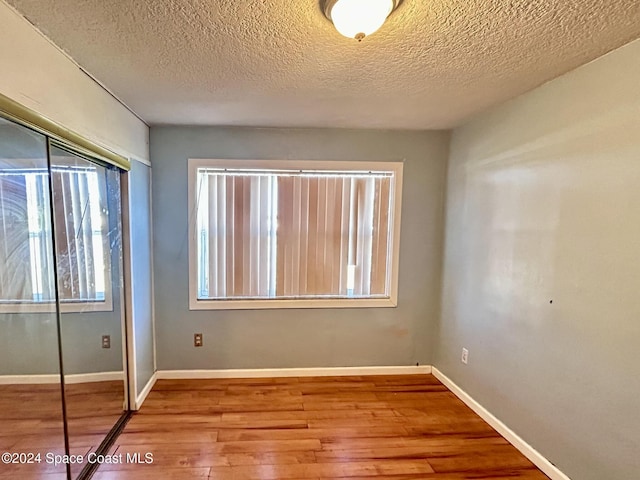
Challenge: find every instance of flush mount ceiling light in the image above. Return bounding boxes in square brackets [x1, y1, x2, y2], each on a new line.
[323, 0, 402, 41]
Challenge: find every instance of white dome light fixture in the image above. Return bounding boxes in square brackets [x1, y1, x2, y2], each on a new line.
[323, 0, 402, 41]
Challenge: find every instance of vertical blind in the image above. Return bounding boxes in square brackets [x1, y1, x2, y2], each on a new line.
[195, 168, 394, 300]
[52, 167, 107, 302]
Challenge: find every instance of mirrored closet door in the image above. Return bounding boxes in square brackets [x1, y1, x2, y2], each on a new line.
[0, 116, 129, 480]
[50, 144, 127, 478]
[0, 116, 67, 479]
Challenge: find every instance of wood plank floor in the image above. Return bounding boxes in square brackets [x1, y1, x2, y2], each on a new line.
[95, 374, 549, 480]
[0, 381, 125, 479]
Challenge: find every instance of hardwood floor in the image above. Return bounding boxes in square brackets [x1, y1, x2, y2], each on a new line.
[95, 374, 549, 480]
[0, 383, 67, 479]
[0, 381, 125, 479]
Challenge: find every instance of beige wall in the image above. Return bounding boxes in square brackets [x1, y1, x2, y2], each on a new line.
[436, 38, 640, 479]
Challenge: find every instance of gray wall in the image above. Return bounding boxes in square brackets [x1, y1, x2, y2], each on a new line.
[60, 310, 123, 375]
[436, 39, 640, 479]
[1, 258, 124, 376]
[128, 159, 156, 395]
[1, 312, 61, 375]
[0, 310, 123, 376]
[151, 126, 449, 370]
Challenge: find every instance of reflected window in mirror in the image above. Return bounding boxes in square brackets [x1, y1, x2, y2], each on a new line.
[0, 163, 112, 313]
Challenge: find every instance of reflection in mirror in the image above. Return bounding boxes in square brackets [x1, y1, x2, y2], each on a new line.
[0, 117, 67, 478]
[48, 145, 127, 478]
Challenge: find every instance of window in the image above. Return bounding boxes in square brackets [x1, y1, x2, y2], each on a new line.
[188, 159, 403, 309]
[0, 165, 112, 312]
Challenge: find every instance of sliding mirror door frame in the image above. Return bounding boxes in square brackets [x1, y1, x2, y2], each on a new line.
[47, 139, 132, 479]
[121, 159, 157, 412]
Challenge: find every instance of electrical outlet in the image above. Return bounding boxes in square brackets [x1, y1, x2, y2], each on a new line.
[102, 335, 111, 349]
[194, 333, 203, 347]
[461, 348, 469, 365]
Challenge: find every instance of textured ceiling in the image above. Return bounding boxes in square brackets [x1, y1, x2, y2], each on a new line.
[6, 0, 640, 129]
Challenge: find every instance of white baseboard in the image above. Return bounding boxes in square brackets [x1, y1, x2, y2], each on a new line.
[0, 374, 59, 385]
[65, 371, 124, 384]
[134, 371, 157, 410]
[0, 371, 123, 385]
[432, 367, 571, 480]
[157, 365, 431, 380]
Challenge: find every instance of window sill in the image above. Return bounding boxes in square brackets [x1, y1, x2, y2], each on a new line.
[189, 297, 398, 311]
[0, 299, 113, 314]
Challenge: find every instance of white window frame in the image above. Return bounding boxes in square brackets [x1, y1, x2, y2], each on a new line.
[188, 158, 403, 310]
[0, 298, 113, 314]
